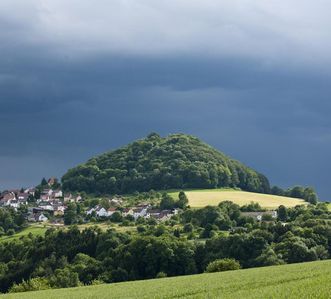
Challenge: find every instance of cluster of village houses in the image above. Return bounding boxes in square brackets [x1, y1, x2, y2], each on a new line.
[86, 201, 179, 222]
[0, 181, 179, 223]
[0, 187, 82, 223]
[0, 178, 278, 225]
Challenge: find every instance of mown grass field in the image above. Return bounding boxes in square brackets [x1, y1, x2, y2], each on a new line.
[170, 189, 307, 209]
[0, 222, 137, 243]
[2, 260, 331, 299]
[0, 224, 48, 243]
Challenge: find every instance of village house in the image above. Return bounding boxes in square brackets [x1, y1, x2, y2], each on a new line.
[53, 205, 66, 216]
[17, 193, 28, 200]
[40, 189, 53, 201]
[7, 189, 20, 195]
[241, 210, 277, 221]
[133, 205, 149, 220]
[86, 207, 95, 215]
[96, 207, 109, 217]
[47, 177, 57, 186]
[0, 191, 29, 208]
[145, 209, 175, 221]
[36, 213, 48, 222]
[110, 197, 123, 206]
[38, 203, 54, 212]
[52, 190, 63, 198]
[30, 207, 44, 214]
[17, 193, 29, 202]
[123, 208, 134, 217]
[145, 209, 161, 219]
[0, 192, 16, 206]
[64, 193, 73, 202]
[86, 205, 109, 217]
[158, 210, 174, 221]
[27, 212, 48, 222]
[40, 189, 64, 201]
[64, 193, 83, 203]
[8, 199, 20, 209]
[24, 187, 36, 196]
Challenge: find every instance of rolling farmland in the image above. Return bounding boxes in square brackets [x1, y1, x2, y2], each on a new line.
[2, 260, 331, 299]
[170, 189, 307, 209]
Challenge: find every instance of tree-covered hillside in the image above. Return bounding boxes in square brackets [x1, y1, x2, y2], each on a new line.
[62, 133, 270, 194]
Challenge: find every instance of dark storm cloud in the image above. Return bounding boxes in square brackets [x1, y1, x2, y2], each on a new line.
[0, 1, 331, 200]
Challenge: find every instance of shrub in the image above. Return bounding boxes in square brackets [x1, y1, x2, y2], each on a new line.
[90, 279, 103, 285]
[183, 223, 193, 233]
[137, 225, 146, 233]
[49, 268, 81, 288]
[173, 228, 180, 238]
[156, 272, 167, 278]
[110, 212, 123, 223]
[9, 278, 50, 293]
[6, 229, 15, 236]
[205, 259, 240, 273]
[262, 214, 273, 221]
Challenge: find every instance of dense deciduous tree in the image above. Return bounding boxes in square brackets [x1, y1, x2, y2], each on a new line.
[205, 258, 240, 273]
[62, 134, 271, 194]
[0, 203, 330, 294]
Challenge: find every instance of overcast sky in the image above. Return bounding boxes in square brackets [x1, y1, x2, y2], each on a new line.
[1, 1, 330, 200]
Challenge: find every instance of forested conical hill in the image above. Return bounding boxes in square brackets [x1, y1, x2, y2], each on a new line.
[62, 133, 270, 194]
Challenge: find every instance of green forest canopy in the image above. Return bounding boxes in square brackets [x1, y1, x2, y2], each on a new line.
[62, 133, 271, 195]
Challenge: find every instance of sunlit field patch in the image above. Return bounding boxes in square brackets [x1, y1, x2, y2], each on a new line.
[2, 260, 331, 299]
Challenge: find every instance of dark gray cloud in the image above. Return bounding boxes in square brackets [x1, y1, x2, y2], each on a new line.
[0, 1, 331, 200]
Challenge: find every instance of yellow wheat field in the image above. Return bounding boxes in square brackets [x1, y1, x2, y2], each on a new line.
[176, 189, 307, 209]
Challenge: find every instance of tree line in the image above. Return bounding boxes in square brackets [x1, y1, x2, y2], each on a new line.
[270, 185, 318, 204]
[1, 201, 330, 293]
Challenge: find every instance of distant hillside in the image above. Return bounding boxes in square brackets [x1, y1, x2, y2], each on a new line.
[62, 133, 270, 194]
[3, 260, 331, 299]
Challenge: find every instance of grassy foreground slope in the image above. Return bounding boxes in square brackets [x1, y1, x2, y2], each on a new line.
[3, 260, 331, 299]
[170, 189, 307, 209]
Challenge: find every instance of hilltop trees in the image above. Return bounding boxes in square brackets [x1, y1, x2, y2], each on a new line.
[61, 133, 318, 204]
[62, 133, 271, 195]
[303, 187, 318, 204]
[271, 185, 319, 204]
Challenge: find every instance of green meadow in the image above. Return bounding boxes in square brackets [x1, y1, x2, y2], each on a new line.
[0, 224, 47, 243]
[2, 260, 331, 299]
